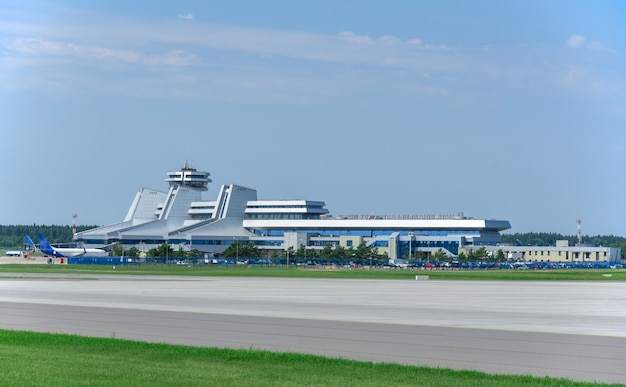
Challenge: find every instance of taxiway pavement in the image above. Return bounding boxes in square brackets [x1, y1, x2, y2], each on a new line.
[1, 273, 625, 384]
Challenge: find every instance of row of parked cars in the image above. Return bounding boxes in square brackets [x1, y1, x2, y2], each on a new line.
[128, 257, 624, 270]
[408, 260, 624, 270]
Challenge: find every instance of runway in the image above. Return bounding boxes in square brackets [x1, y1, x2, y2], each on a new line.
[1, 273, 625, 384]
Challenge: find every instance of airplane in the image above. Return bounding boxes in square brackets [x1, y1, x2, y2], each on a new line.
[19, 236, 38, 259]
[32, 233, 108, 257]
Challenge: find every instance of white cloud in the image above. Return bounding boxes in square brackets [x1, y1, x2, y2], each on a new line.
[584, 41, 613, 52]
[567, 35, 585, 48]
[566, 34, 613, 52]
[177, 13, 195, 21]
[8, 38, 196, 66]
[144, 50, 197, 66]
[378, 35, 400, 45]
[338, 31, 374, 44]
[10, 38, 141, 62]
[1, 7, 622, 105]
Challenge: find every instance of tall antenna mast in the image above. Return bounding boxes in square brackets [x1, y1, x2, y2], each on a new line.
[72, 214, 78, 241]
[577, 219, 582, 245]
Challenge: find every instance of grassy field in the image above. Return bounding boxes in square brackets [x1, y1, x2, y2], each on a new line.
[0, 329, 621, 387]
[0, 263, 625, 281]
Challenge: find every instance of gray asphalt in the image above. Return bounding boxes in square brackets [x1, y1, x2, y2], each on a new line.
[1, 273, 625, 384]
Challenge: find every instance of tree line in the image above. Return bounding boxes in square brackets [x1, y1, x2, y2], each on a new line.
[222, 241, 388, 260]
[0, 225, 101, 249]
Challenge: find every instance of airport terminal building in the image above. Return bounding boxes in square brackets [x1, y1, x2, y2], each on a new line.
[77, 163, 513, 259]
[462, 242, 621, 265]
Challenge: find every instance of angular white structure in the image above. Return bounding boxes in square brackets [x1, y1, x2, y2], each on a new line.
[77, 164, 511, 259]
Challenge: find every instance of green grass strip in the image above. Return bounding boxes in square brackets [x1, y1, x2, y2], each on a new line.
[0, 330, 620, 386]
[0, 264, 625, 281]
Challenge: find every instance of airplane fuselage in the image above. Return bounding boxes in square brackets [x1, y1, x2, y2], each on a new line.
[40, 246, 108, 258]
[35, 233, 108, 258]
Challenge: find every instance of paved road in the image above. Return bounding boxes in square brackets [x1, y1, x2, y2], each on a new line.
[1, 273, 625, 384]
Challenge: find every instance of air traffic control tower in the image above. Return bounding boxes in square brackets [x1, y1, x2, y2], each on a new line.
[157, 162, 212, 220]
[165, 162, 211, 191]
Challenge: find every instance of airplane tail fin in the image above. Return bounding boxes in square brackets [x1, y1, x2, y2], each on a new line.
[25, 236, 37, 259]
[26, 235, 36, 249]
[37, 233, 54, 252]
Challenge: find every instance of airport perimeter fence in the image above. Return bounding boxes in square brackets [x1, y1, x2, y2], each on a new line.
[65, 256, 623, 269]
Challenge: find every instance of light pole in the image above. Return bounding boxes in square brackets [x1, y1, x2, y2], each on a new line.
[408, 232, 414, 259]
[415, 241, 419, 261]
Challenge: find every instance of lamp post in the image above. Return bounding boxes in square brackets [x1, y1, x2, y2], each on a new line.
[408, 232, 414, 259]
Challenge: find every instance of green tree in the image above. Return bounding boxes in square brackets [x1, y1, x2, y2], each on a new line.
[284, 246, 296, 263]
[474, 247, 488, 260]
[320, 243, 334, 258]
[127, 247, 140, 257]
[346, 246, 356, 260]
[295, 244, 306, 259]
[173, 247, 186, 258]
[370, 247, 379, 258]
[112, 243, 124, 256]
[187, 249, 200, 258]
[334, 245, 347, 259]
[305, 248, 319, 259]
[432, 248, 448, 261]
[241, 242, 260, 258]
[223, 241, 244, 258]
[355, 242, 370, 259]
[153, 243, 173, 257]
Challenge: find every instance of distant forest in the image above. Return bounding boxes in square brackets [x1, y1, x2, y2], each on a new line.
[1, 225, 625, 259]
[0, 225, 101, 249]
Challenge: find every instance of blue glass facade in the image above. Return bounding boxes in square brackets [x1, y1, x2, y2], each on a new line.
[256, 229, 480, 237]
[401, 240, 460, 255]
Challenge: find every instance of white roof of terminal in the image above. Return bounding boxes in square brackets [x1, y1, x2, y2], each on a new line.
[243, 218, 511, 231]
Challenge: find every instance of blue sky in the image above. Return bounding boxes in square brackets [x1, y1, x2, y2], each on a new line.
[2, 1, 625, 236]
